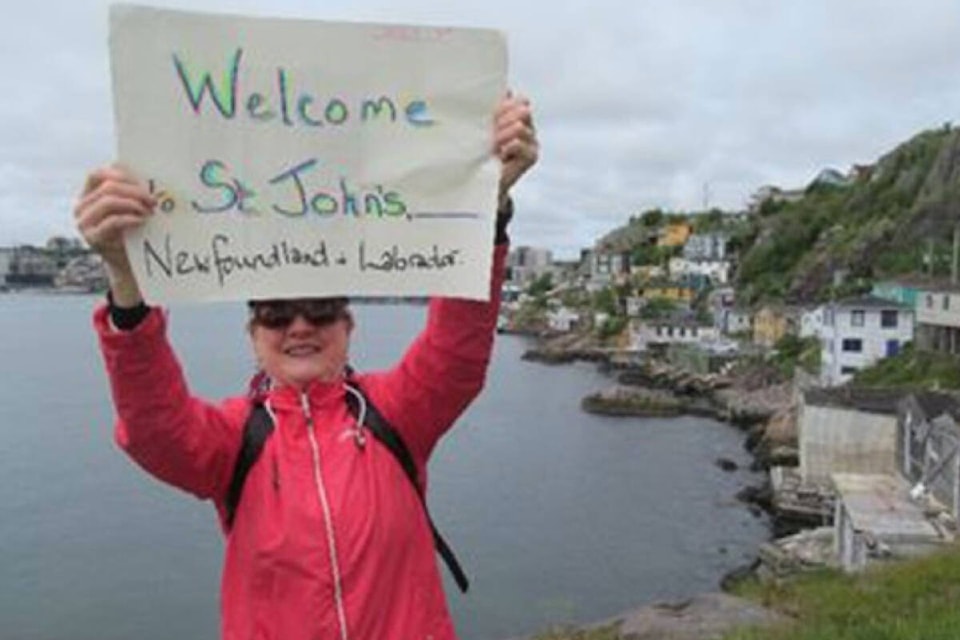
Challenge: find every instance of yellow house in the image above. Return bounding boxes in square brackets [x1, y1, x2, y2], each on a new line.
[638, 282, 695, 304]
[658, 222, 693, 248]
[753, 305, 799, 347]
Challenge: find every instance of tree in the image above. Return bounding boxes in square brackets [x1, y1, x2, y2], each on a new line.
[593, 287, 619, 315]
[639, 297, 677, 320]
[526, 273, 554, 297]
[640, 208, 664, 227]
[692, 208, 726, 233]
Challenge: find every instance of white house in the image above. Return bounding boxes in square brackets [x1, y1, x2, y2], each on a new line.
[747, 184, 805, 213]
[682, 233, 728, 262]
[819, 296, 914, 386]
[631, 318, 720, 351]
[507, 245, 553, 287]
[586, 249, 631, 291]
[547, 307, 580, 333]
[0, 248, 13, 283]
[667, 257, 731, 285]
[625, 296, 646, 318]
[721, 308, 753, 335]
[3, 246, 58, 287]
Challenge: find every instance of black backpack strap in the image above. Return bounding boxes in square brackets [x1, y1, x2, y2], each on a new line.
[344, 379, 470, 593]
[225, 401, 274, 530]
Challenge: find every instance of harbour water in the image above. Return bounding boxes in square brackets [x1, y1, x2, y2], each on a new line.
[0, 295, 768, 639]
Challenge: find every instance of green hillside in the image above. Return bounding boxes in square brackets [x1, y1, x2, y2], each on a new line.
[735, 124, 960, 304]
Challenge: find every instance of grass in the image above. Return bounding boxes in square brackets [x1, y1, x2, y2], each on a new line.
[531, 624, 621, 640]
[725, 545, 960, 640]
[527, 547, 960, 640]
[852, 344, 960, 390]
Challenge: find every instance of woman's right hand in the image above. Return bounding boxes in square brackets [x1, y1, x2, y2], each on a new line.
[74, 166, 156, 305]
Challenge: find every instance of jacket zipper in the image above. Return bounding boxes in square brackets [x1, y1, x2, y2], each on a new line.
[301, 391, 350, 640]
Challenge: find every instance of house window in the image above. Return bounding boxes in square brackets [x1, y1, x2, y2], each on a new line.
[842, 339, 863, 352]
[680, 327, 686, 337]
[667, 327, 674, 337]
[927, 294, 935, 309]
[851, 310, 865, 327]
[841, 366, 859, 375]
[881, 310, 898, 328]
[886, 340, 900, 357]
[656, 326, 662, 337]
[692, 327, 699, 337]
[944, 295, 951, 311]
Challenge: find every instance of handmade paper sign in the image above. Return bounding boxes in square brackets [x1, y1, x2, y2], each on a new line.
[109, 5, 507, 303]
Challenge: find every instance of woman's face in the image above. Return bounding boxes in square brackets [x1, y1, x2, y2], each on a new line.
[248, 303, 353, 389]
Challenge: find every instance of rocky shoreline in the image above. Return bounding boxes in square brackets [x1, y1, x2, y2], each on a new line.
[514, 339, 801, 639]
[514, 593, 787, 640]
[524, 341, 796, 465]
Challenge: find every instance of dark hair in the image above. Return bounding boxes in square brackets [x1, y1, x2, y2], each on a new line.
[246, 296, 349, 309]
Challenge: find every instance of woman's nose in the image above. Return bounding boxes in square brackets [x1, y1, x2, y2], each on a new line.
[285, 314, 316, 334]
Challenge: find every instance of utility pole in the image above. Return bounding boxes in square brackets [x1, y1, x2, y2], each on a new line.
[952, 223, 959, 285]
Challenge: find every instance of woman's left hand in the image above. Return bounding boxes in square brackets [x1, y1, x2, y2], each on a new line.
[494, 93, 538, 206]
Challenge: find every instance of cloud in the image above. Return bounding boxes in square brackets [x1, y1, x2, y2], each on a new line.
[1, 0, 959, 258]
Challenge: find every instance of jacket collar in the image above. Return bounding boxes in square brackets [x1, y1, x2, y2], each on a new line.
[265, 375, 347, 413]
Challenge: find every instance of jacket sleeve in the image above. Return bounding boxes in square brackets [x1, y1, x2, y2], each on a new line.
[361, 243, 508, 469]
[94, 305, 243, 501]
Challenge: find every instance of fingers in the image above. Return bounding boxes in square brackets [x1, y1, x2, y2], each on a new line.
[494, 94, 536, 156]
[499, 136, 539, 165]
[493, 92, 539, 195]
[80, 165, 144, 198]
[76, 190, 154, 232]
[75, 180, 154, 220]
[495, 92, 531, 123]
[75, 166, 156, 258]
[494, 95, 533, 139]
[90, 213, 150, 242]
[494, 123, 539, 159]
[75, 182, 155, 238]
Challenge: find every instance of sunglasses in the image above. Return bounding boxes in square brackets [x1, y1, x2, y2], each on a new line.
[249, 298, 349, 329]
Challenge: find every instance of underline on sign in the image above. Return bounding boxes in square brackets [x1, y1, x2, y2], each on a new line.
[409, 212, 481, 220]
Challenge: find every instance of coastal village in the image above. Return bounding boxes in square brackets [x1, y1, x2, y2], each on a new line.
[8, 125, 960, 639]
[506, 124, 960, 638]
[0, 237, 106, 293]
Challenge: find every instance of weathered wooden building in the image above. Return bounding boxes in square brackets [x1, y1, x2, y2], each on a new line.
[897, 392, 960, 519]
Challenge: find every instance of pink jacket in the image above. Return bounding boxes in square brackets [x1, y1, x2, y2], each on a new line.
[95, 245, 506, 640]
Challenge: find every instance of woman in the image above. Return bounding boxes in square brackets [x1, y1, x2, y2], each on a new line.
[75, 95, 538, 640]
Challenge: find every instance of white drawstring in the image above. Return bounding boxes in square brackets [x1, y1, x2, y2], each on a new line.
[343, 383, 368, 448]
[300, 391, 351, 640]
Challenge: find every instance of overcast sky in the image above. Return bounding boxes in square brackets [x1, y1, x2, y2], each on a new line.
[3, 0, 959, 257]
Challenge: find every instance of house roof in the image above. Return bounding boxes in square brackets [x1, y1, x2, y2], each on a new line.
[834, 295, 911, 310]
[831, 473, 940, 541]
[755, 303, 802, 317]
[908, 391, 960, 423]
[916, 282, 960, 295]
[643, 318, 715, 329]
[874, 275, 956, 290]
[804, 386, 909, 415]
